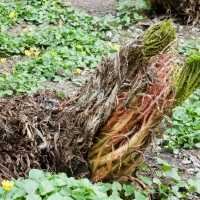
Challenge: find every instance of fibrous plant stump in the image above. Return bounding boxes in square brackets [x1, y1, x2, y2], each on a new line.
[150, 0, 200, 24]
[1, 20, 198, 183]
[0, 20, 175, 181]
[89, 50, 177, 182]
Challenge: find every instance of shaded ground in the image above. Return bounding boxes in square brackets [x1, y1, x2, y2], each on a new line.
[145, 148, 200, 200]
[146, 148, 200, 178]
[70, 0, 119, 16]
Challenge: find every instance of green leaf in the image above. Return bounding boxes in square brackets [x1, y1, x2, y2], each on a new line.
[12, 189, 26, 199]
[162, 166, 181, 181]
[173, 149, 179, 154]
[140, 163, 148, 170]
[157, 158, 167, 165]
[23, 179, 39, 194]
[39, 180, 56, 196]
[171, 186, 183, 198]
[123, 184, 135, 196]
[62, 197, 74, 200]
[26, 194, 42, 200]
[29, 169, 44, 180]
[153, 178, 162, 185]
[134, 190, 147, 200]
[60, 187, 71, 196]
[112, 181, 122, 191]
[162, 165, 172, 172]
[5, 90, 13, 95]
[135, 0, 149, 10]
[188, 178, 200, 194]
[47, 192, 64, 200]
[195, 143, 200, 148]
[196, 172, 200, 178]
[54, 178, 67, 187]
[133, 13, 145, 20]
[167, 195, 179, 200]
[137, 175, 152, 186]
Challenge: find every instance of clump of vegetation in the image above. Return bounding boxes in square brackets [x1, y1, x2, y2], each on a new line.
[0, 0, 152, 98]
[0, 169, 148, 200]
[114, 0, 151, 26]
[0, 26, 115, 96]
[164, 88, 200, 151]
[1, 165, 199, 200]
[178, 37, 200, 56]
[0, 0, 121, 97]
[161, 51, 200, 152]
[138, 159, 200, 199]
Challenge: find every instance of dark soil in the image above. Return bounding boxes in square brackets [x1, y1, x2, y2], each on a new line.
[70, 0, 119, 16]
[144, 147, 200, 200]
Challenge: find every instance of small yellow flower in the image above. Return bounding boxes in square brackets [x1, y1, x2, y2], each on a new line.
[12, 67, 15, 71]
[59, 20, 63, 26]
[67, 2, 71, 6]
[24, 50, 31, 56]
[9, 12, 15, 18]
[51, 1, 56, 5]
[76, 45, 82, 49]
[30, 47, 35, 52]
[76, 68, 82, 74]
[0, 58, 7, 63]
[113, 44, 120, 51]
[5, 72, 11, 76]
[51, 51, 57, 56]
[58, 5, 61, 9]
[1, 180, 14, 191]
[108, 42, 112, 46]
[34, 51, 40, 56]
[81, 51, 86, 55]
[23, 28, 29, 33]
[27, 33, 30, 37]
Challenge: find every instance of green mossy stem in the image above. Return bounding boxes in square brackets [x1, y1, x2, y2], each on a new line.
[174, 51, 200, 106]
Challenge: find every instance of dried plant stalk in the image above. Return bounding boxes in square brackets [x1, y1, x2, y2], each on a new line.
[0, 20, 177, 181]
[150, 0, 200, 23]
[89, 50, 177, 182]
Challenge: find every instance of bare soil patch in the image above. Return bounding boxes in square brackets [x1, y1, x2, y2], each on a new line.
[70, 0, 118, 16]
